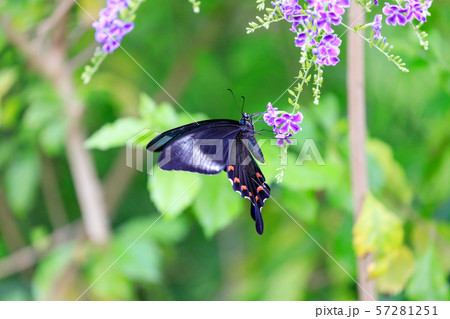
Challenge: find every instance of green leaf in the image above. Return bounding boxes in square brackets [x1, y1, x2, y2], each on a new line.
[85, 217, 165, 299]
[146, 102, 179, 131]
[84, 117, 146, 150]
[4, 149, 40, 216]
[148, 169, 201, 218]
[264, 259, 313, 300]
[32, 243, 76, 300]
[138, 92, 157, 122]
[85, 254, 135, 300]
[114, 222, 162, 284]
[367, 139, 413, 205]
[119, 215, 190, 245]
[0, 68, 17, 105]
[22, 101, 60, 133]
[421, 147, 450, 208]
[353, 193, 404, 276]
[406, 243, 449, 300]
[193, 173, 243, 237]
[279, 189, 318, 223]
[1, 96, 24, 129]
[0, 139, 15, 168]
[38, 120, 66, 156]
[376, 245, 415, 295]
[283, 159, 342, 191]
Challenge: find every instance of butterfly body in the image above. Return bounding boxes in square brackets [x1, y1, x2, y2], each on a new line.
[146, 112, 270, 235]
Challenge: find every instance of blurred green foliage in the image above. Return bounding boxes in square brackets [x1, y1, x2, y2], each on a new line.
[0, 0, 449, 301]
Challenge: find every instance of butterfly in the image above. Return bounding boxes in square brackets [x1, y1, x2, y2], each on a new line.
[146, 110, 271, 235]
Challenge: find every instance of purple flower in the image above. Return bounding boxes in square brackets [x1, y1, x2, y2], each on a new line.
[107, 0, 128, 7]
[313, 34, 342, 66]
[305, 0, 325, 12]
[374, 0, 379, 5]
[295, 29, 318, 48]
[276, 133, 293, 147]
[264, 101, 303, 147]
[274, 112, 303, 134]
[295, 32, 308, 47]
[405, 0, 427, 23]
[371, 14, 383, 40]
[275, 0, 308, 32]
[263, 102, 279, 126]
[329, 0, 350, 16]
[382, 3, 409, 26]
[93, 0, 134, 53]
[316, 10, 342, 33]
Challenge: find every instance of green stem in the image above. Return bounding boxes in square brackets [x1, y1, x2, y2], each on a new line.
[81, 52, 106, 84]
[341, 22, 409, 72]
[291, 59, 313, 113]
[247, 16, 285, 33]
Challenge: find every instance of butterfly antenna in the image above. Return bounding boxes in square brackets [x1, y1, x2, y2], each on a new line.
[227, 89, 242, 115]
[241, 96, 245, 114]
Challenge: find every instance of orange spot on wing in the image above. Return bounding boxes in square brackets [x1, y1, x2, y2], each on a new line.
[257, 186, 264, 193]
[241, 185, 248, 191]
[234, 177, 240, 183]
[249, 192, 253, 197]
[228, 165, 234, 171]
[255, 196, 259, 201]
[256, 173, 262, 178]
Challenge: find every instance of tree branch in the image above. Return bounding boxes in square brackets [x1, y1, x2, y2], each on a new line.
[41, 155, 69, 228]
[1, 13, 111, 245]
[36, 0, 74, 43]
[0, 222, 83, 280]
[0, 185, 27, 253]
[347, 3, 378, 301]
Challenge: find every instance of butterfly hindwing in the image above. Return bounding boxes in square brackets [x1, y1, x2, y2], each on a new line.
[226, 136, 271, 235]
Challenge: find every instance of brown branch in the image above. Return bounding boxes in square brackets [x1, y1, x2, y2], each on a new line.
[103, 149, 136, 214]
[36, 0, 75, 43]
[0, 222, 83, 280]
[0, 185, 27, 252]
[41, 156, 69, 228]
[1, 13, 111, 245]
[347, 3, 378, 301]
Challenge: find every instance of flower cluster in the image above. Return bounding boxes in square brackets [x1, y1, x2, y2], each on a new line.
[367, 0, 432, 41]
[371, 14, 383, 40]
[273, 0, 350, 67]
[381, 0, 432, 27]
[264, 103, 303, 146]
[92, 0, 135, 53]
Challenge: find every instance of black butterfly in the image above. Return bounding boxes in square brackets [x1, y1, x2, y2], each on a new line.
[146, 112, 271, 235]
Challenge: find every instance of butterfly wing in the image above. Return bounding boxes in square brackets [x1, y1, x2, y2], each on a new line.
[226, 136, 271, 235]
[246, 136, 265, 163]
[147, 120, 241, 175]
[147, 120, 238, 152]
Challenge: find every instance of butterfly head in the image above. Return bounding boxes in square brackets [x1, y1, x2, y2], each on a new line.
[240, 112, 249, 122]
[240, 112, 251, 125]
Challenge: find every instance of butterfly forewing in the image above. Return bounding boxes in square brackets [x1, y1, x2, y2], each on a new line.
[158, 125, 241, 174]
[147, 120, 239, 152]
